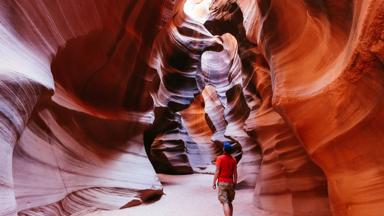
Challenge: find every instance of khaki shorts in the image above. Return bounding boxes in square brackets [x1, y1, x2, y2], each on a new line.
[218, 182, 235, 204]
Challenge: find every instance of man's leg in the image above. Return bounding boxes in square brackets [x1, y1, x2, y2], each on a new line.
[223, 202, 232, 216]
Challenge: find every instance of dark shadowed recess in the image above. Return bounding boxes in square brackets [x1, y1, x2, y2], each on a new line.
[50, 0, 176, 113]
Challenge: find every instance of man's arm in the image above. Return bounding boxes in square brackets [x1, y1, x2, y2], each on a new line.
[233, 163, 238, 186]
[213, 158, 220, 189]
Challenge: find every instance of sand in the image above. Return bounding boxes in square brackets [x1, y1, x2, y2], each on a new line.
[86, 173, 267, 216]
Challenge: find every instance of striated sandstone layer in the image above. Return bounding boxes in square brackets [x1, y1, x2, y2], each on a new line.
[145, 0, 255, 176]
[252, 0, 384, 215]
[0, 0, 171, 215]
[246, 50, 330, 215]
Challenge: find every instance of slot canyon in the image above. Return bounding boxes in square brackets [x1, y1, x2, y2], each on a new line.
[1, 0, 384, 215]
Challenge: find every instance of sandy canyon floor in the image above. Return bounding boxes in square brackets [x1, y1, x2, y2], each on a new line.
[86, 173, 271, 216]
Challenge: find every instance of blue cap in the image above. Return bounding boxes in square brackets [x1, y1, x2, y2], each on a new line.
[223, 141, 233, 152]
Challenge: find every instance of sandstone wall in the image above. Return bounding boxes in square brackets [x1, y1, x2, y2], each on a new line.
[0, 0, 172, 215]
[251, 0, 384, 215]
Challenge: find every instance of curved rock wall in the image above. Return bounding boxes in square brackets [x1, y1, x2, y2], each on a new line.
[253, 0, 384, 215]
[247, 50, 330, 215]
[14, 102, 162, 215]
[145, 0, 253, 174]
[0, 75, 43, 216]
[0, 0, 171, 215]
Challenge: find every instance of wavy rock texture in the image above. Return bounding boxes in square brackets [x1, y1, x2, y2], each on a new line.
[179, 94, 218, 167]
[0, 75, 43, 216]
[145, 0, 255, 175]
[0, 0, 171, 215]
[1, 0, 384, 216]
[14, 103, 163, 215]
[251, 0, 384, 215]
[245, 50, 330, 215]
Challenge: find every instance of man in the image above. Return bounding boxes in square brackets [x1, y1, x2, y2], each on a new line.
[213, 141, 238, 216]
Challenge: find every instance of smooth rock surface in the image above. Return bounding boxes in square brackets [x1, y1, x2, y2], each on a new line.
[85, 174, 267, 216]
[253, 0, 384, 215]
[1, 0, 171, 215]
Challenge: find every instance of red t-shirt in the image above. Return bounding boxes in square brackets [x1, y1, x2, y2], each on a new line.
[216, 154, 237, 183]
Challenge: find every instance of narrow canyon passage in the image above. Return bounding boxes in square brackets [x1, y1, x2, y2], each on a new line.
[1, 0, 384, 216]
